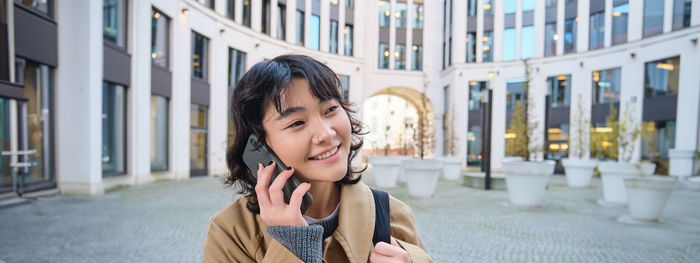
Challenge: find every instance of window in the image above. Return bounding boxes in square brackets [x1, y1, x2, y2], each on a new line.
[547, 75, 571, 107]
[468, 81, 487, 110]
[346, 0, 354, 8]
[395, 2, 407, 28]
[379, 1, 390, 27]
[521, 26, 534, 59]
[191, 31, 208, 80]
[196, 0, 214, 9]
[592, 68, 621, 104]
[643, 0, 664, 37]
[330, 20, 339, 54]
[151, 8, 170, 68]
[522, 0, 535, 11]
[150, 95, 168, 171]
[564, 18, 577, 53]
[544, 23, 557, 56]
[589, 12, 604, 50]
[226, 0, 235, 20]
[277, 3, 286, 40]
[344, 25, 353, 56]
[228, 48, 246, 89]
[672, 0, 692, 30]
[103, 0, 126, 48]
[379, 43, 390, 69]
[413, 3, 424, 28]
[262, 0, 271, 35]
[243, 0, 251, 27]
[296, 10, 305, 46]
[16, 0, 52, 17]
[503, 28, 516, 61]
[482, 31, 493, 62]
[412, 45, 423, 70]
[339, 75, 350, 102]
[612, 3, 629, 45]
[467, 0, 477, 16]
[190, 104, 208, 175]
[395, 44, 406, 70]
[645, 57, 680, 98]
[466, 32, 476, 62]
[506, 78, 527, 110]
[102, 82, 126, 175]
[642, 120, 675, 175]
[483, 0, 494, 15]
[546, 0, 557, 8]
[310, 15, 320, 50]
[504, 0, 516, 14]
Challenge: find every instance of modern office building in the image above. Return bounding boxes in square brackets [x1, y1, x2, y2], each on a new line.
[1, 0, 698, 199]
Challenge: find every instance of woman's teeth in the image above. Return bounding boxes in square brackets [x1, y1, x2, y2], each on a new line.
[312, 146, 338, 160]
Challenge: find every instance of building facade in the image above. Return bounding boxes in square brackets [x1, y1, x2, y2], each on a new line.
[0, 0, 698, 198]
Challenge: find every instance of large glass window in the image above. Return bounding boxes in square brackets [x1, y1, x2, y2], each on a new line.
[468, 81, 487, 111]
[592, 68, 621, 104]
[190, 104, 208, 176]
[150, 95, 168, 171]
[643, 0, 664, 37]
[482, 31, 493, 62]
[503, 28, 516, 61]
[310, 14, 320, 50]
[243, 0, 251, 27]
[339, 75, 350, 102]
[330, 20, 339, 54]
[412, 45, 423, 71]
[467, 0, 477, 16]
[296, 10, 305, 46]
[151, 8, 170, 68]
[672, 0, 692, 30]
[645, 57, 680, 98]
[483, 0, 494, 15]
[504, 0, 516, 14]
[102, 82, 126, 175]
[344, 25, 353, 56]
[547, 75, 571, 107]
[379, 43, 390, 69]
[612, 3, 629, 45]
[379, 1, 391, 27]
[394, 44, 406, 70]
[466, 33, 476, 62]
[103, 0, 126, 48]
[564, 18, 577, 53]
[262, 0, 271, 35]
[191, 31, 208, 80]
[15, 0, 52, 17]
[413, 3, 424, 28]
[228, 48, 246, 89]
[395, 1, 407, 28]
[506, 78, 527, 110]
[589, 12, 605, 50]
[277, 3, 286, 40]
[544, 23, 557, 56]
[521, 26, 534, 59]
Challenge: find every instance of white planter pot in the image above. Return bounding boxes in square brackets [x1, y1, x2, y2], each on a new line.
[369, 156, 402, 188]
[439, 156, 462, 180]
[502, 160, 555, 207]
[403, 159, 443, 198]
[396, 156, 415, 183]
[639, 162, 656, 176]
[624, 176, 677, 222]
[561, 158, 598, 188]
[597, 162, 651, 205]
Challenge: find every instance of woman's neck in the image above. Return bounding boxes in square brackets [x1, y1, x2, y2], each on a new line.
[303, 181, 341, 219]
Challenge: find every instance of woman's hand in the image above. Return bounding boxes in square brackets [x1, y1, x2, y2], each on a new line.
[255, 161, 311, 226]
[369, 237, 411, 263]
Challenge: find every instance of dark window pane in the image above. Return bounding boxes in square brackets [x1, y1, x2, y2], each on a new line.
[544, 23, 557, 56]
[103, 0, 126, 47]
[547, 75, 571, 107]
[151, 9, 170, 68]
[466, 32, 476, 62]
[150, 95, 168, 171]
[412, 45, 423, 70]
[330, 20, 338, 53]
[672, 0, 692, 30]
[344, 25, 353, 56]
[564, 18, 577, 53]
[378, 43, 390, 69]
[592, 68, 621, 104]
[277, 3, 286, 40]
[482, 31, 493, 62]
[379, 1, 390, 27]
[644, 57, 680, 97]
[643, 0, 664, 37]
[589, 12, 604, 50]
[612, 3, 628, 45]
[191, 32, 208, 80]
[102, 82, 126, 174]
[296, 10, 305, 45]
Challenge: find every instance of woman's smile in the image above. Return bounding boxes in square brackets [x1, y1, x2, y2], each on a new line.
[309, 145, 341, 162]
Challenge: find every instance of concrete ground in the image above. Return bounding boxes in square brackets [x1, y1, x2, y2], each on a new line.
[1, 172, 699, 262]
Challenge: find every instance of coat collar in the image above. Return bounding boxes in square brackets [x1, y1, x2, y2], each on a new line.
[332, 181, 375, 262]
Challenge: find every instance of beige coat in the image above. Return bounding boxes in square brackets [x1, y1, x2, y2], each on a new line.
[202, 181, 434, 262]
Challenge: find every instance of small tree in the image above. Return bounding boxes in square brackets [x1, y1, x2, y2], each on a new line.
[443, 104, 460, 156]
[505, 59, 542, 161]
[617, 102, 641, 163]
[570, 94, 590, 159]
[416, 73, 436, 159]
[506, 101, 529, 158]
[591, 102, 619, 160]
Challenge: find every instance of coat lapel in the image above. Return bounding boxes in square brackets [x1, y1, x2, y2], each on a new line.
[332, 181, 375, 262]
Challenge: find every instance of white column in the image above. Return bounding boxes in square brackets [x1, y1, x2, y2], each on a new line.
[406, 0, 414, 70]
[320, 0, 330, 52]
[619, 56, 644, 163]
[305, 0, 312, 48]
[515, 0, 523, 59]
[627, 0, 643, 41]
[670, 44, 700, 178]
[603, 0, 612, 47]
[208, 37, 228, 177]
[173, 6, 193, 180]
[389, 0, 396, 69]
[235, 0, 243, 24]
[663, 0, 674, 33]
[252, 0, 262, 32]
[476, 0, 484, 62]
[287, 0, 296, 43]
[452, 0, 466, 64]
[493, 0, 504, 62]
[693, 0, 700, 26]
[352, 0, 363, 57]
[570, 62, 593, 159]
[534, 0, 545, 58]
[338, 1, 346, 55]
[556, 0, 564, 55]
[55, 0, 104, 195]
[528, 72, 547, 161]
[491, 76, 506, 170]
[132, 0, 154, 185]
[271, 0, 279, 39]
[576, 0, 589, 52]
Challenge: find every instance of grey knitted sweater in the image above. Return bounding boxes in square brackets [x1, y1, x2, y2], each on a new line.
[265, 205, 340, 263]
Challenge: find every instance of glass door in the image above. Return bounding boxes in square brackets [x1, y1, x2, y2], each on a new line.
[190, 104, 208, 176]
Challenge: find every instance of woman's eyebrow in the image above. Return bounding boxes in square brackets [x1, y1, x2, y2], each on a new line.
[276, 106, 305, 120]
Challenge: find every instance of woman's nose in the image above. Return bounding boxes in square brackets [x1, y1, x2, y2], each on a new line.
[312, 120, 336, 144]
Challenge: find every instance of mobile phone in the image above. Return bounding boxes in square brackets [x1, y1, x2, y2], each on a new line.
[242, 134, 313, 214]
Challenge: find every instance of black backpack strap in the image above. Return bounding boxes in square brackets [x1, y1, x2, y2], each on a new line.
[370, 188, 391, 245]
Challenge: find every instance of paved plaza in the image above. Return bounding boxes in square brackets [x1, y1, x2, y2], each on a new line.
[1, 171, 699, 262]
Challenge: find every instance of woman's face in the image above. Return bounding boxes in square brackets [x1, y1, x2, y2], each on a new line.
[262, 78, 351, 183]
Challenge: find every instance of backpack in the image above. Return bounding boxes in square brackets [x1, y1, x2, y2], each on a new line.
[370, 188, 391, 245]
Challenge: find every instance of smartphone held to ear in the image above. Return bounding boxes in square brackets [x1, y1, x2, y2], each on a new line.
[243, 134, 313, 214]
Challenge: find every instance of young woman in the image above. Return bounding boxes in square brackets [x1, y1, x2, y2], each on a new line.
[202, 55, 432, 262]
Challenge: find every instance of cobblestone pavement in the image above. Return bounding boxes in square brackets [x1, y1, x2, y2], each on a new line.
[1, 173, 699, 262]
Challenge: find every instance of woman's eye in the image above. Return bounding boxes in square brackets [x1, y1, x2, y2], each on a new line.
[325, 106, 338, 114]
[287, 121, 305, 129]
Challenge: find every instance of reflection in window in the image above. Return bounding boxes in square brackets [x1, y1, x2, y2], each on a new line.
[482, 31, 493, 62]
[228, 48, 246, 89]
[277, 3, 286, 40]
[395, 44, 406, 70]
[592, 68, 621, 104]
[547, 75, 571, 107]
[15, 0, 52, 17]
[503, 28, 516, 61]
[151, 9, 170, 68]
[395, 2, 407, 28]
[643, 0, 664, 37]
[102, 82, 126, 174]
[546, 124, 570, 163]
[103, 0, 126, 47]
[521, 26, 534, 59]
[412, 45, 423, 71]
[191, 31, 208, 80]
[467, 0, 477, 16]
[645, 57, 680, 98]
[339, 75, 350, 102]
[330, 20, 339, 54]
[468, 81, 487, 111]
[564, 18, 576, 53]
[151, 95, 168, 171]
[379, 1, 391, 27]
[544, 23, 557, 56]
[506, 78, 527, 111]
[466, 33, 476, 62]
[641, 120, 675, 175]
[310, 15, 320, 50]
[467, 125, 482, 166]
[379, 43, 390, 69]
[243, 0, 251, 27]
[483, 0, 494, 15]
[612, 3, 628, 45]
[589, 12, 604, 50]
[413, 3, 424, 28]
[344, 25, 353, 56]
[18, 61, 53, 185]
[296, 10, 305, 46]
[672, 0, 692, 30]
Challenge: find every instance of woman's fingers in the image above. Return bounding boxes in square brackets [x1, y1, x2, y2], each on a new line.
[289, 182, 311, 209]
[254, 163, 272, 207]
[268, 166, 294, 205]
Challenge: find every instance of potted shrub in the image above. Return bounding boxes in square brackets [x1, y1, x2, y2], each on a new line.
[561, 94, 598, 188]
[439, 104, 462, 180]
[404, 75, 443, 198]
[369, 123, 401, 188]
[502, 60, 556, 207]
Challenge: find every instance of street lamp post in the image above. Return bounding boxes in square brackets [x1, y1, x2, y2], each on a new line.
[481, 71, 495, 190]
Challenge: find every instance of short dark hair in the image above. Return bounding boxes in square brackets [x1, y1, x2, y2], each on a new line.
[225, 54, 366, 214]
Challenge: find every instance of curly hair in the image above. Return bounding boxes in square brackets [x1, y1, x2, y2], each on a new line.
[225, 54, 366, 214]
